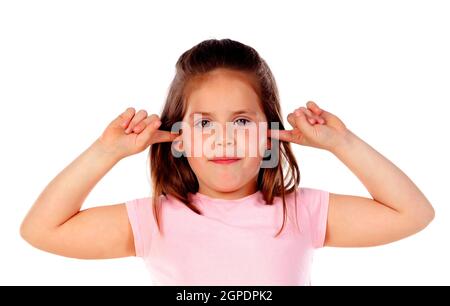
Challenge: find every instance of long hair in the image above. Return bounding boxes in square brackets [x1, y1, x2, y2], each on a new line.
[149, 38, 300, 237]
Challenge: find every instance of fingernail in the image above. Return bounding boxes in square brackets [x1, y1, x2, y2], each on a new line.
[294, 109, 301, 116]
[154, 121, 161, 128]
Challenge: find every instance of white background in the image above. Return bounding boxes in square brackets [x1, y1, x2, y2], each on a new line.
[1, 0, 449, 285]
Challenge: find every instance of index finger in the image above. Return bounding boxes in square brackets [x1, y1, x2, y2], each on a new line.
[152, 130, 180, 143]
[268, 129, 295, 143]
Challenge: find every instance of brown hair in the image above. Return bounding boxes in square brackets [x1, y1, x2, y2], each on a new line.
[149, 38, 300, 237]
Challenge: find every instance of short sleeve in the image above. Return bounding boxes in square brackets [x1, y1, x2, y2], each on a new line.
[298, 187, 330, 249]
[125, 196, 154, 258]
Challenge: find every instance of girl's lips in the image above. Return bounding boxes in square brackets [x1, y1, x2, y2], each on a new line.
[209, 158, 241, 164]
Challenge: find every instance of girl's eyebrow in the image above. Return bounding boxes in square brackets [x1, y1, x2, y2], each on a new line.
[188, 109, 257, 119]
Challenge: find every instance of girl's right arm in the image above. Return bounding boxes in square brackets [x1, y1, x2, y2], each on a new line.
[20, 107, 178, 259]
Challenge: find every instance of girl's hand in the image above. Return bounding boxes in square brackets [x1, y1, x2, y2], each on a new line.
[96, 107, 178, 159]
[269, 101, 350, 151]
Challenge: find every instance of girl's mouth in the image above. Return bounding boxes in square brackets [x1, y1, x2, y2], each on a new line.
[209, 158, 241, 164]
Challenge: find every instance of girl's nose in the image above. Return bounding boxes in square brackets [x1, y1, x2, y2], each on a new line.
[216, 139, 234, 147]
[215, 134, 234, 147]
[214, 124, 235, 147]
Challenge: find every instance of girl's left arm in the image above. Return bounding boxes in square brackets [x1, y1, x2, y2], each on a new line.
[326, 129, 434, 247]
[270, 101, 435, 247]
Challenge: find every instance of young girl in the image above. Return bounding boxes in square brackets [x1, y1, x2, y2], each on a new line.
[20, 39, 434, 286]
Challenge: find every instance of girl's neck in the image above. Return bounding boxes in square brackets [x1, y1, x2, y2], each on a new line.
[197, 181, 258, 200]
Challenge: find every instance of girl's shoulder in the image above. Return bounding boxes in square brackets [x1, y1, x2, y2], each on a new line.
[282, 186, 330, 219]
[125, 193, 184, 215]
[296, 186, 329, 206]
[297, 186, 329, 199]
[276, 186, 328, 204]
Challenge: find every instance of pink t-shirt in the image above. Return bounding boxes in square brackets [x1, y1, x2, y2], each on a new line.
[125, 187, 329, 286]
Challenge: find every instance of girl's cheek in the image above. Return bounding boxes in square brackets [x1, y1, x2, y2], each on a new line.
[249, 127, 268, 158]
[183, 128, 205, 157]
[258, 130, 268, 157]
[202, 133, 218, 159]
[184, 132, 214, 158]
[234, 127, 267, 158]
[180, 133, 194, 157]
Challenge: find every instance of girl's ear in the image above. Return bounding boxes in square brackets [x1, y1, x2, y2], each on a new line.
[172, 126, 185, 152]
[172, 135, 184, 152]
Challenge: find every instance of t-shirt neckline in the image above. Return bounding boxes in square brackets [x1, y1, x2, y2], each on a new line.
[190, 190, 262, 204]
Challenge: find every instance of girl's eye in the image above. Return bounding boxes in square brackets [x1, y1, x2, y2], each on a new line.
[234, 118, 251, 126]
[195, 119, 212, 129]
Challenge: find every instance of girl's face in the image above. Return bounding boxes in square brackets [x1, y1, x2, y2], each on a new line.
[174, 68, 269, 197]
